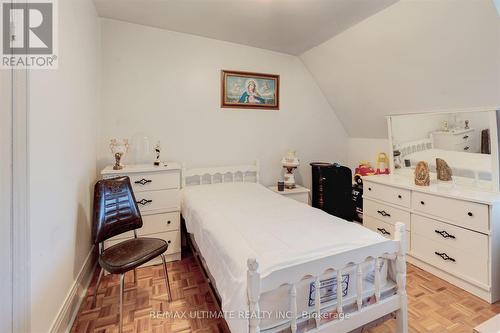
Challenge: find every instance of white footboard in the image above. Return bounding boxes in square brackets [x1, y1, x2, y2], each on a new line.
[247, 223, 408, 333]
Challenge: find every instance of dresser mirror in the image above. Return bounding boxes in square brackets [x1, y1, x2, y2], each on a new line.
[387, 109, 500, 191]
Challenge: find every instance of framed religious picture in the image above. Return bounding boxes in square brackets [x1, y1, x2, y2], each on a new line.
[221, 70, 280, 110]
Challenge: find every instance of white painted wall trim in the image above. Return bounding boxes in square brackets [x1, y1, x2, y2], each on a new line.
[0, 52, 13, 333]
[12, 67, 30, 333]
[49, 247, 97, 333]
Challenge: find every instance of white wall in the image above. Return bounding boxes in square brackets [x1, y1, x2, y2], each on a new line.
[28, 0, 101, 331]
[347, 138, 390, 172]
[99, 19, 348, 189]
[301, 0, 500, 138]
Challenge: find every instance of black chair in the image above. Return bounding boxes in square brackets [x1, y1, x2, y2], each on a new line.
[92, 176, 172, 332]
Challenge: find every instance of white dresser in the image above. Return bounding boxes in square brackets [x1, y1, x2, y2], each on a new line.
[363, 173, 500, 303]
[432, 128, 478, 153]
[101, 163, 182, 263]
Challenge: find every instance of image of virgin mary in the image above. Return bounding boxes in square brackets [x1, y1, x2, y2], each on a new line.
[238, 80, 266, 104]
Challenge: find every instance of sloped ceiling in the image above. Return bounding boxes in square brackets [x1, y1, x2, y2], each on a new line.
[93, 0, 397, 55]
[301, 0, 500, 138]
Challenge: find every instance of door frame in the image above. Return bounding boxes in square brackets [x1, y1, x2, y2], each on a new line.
[1, 50, 14, 333]
[12, 67, 30, 333]
[3, 2, 31, 331]
[2, 63, 31, 333]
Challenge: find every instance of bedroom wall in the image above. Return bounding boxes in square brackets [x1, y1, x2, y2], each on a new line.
[28, 0, 101, 331]
[301, 0, 500, 140]
[98, 19, 348, 188]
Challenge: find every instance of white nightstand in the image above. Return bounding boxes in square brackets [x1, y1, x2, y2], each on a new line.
[268, 185, 311, 205]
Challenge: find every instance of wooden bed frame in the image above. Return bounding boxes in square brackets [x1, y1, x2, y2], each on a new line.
[181, 161, 408, 333]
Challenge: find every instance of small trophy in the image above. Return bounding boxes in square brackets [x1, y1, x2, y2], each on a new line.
[109, 139, 129, 170]
[154, 141, 161, 166]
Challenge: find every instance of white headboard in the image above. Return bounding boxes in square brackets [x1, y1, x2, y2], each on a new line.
[181, 160, 260, 187]
[395, 138, 434, 158]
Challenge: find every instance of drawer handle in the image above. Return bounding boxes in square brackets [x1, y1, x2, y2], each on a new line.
[136, 199, 153, 206]
[398, 195, 402, 199]
[368, 187, 372, 191]
[377, 228, 391, 236]
[435, 252, 456, 262]
[167, 220, 171, 225]
[377, 210, 391, 217]
[468, 212, 473, 217]
[420, 201, 425, 205]
[434, 230, 456, 239]
[463, 135, 469, 139]
[134, 178, 152, 185]
[464, 146, 470, 151]
[168, 240, 171, 244]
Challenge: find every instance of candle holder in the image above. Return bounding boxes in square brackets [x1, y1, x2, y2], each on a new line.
[282, 150, 300, 189]
[109, 139, 129, 170]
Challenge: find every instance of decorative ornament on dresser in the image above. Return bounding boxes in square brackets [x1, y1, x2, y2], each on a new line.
[375, 152, 390, 174]
[414, 161, 430, 186]
[154, 141, 161, 166]
[436, 158, 452, 181]
[109, 139, 129, 170]
[282, 150, 300, 189]
[393, 150, 402, 169]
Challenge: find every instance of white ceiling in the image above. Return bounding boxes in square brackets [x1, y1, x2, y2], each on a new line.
[93, 0, 398, 55]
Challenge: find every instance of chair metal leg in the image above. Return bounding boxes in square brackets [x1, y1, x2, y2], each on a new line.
[92, 267, 104, 308]
[119, 273, 125, 333]
[160, 254, 172, 301]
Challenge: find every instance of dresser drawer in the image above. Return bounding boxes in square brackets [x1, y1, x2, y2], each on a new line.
[129, 171, 180, 192]
[154, 230, 182, 255]
[412, 214, 488, 254]
[134, 189, 180, 213]
[412, 233, 488, 286]
[455, 142, 473, 152]
[364, 199, 410, 231]
[102, 212, 180, 242]
[459, 133, 473, 144]
[364, 215, 410, 252]
[363, 181, 410, 208]
[412, 192, 489, 233]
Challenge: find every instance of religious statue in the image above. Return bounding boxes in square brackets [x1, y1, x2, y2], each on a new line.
[414, 161, 430, 186]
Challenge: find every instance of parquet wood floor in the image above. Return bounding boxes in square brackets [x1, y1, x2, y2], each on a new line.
[72, 253, 500, 333]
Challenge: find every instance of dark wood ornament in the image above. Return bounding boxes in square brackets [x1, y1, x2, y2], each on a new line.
[436, 158, 452, 181]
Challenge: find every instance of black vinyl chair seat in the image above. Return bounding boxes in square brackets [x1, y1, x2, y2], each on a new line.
[99, 237, 169, 274]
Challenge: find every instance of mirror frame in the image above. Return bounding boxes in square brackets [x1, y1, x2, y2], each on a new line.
[386, 107, 500, 192]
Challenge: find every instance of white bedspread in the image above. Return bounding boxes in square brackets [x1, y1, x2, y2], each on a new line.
[181, 182, 388, 333]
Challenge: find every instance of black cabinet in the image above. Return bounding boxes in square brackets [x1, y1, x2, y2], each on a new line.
[310, 162, 355, 221]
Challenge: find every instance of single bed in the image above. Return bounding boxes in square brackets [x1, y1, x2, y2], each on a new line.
[397, 139, 492, 180]
[181, 162, 408, 333]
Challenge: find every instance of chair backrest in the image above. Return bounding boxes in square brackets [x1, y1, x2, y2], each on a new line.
[92, 176, 143, 244]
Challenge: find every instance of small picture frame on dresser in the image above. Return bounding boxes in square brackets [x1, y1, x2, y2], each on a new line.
[100, 163, 183, 265]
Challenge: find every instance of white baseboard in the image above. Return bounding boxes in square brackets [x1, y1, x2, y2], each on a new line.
[49, 246, 97, 333]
